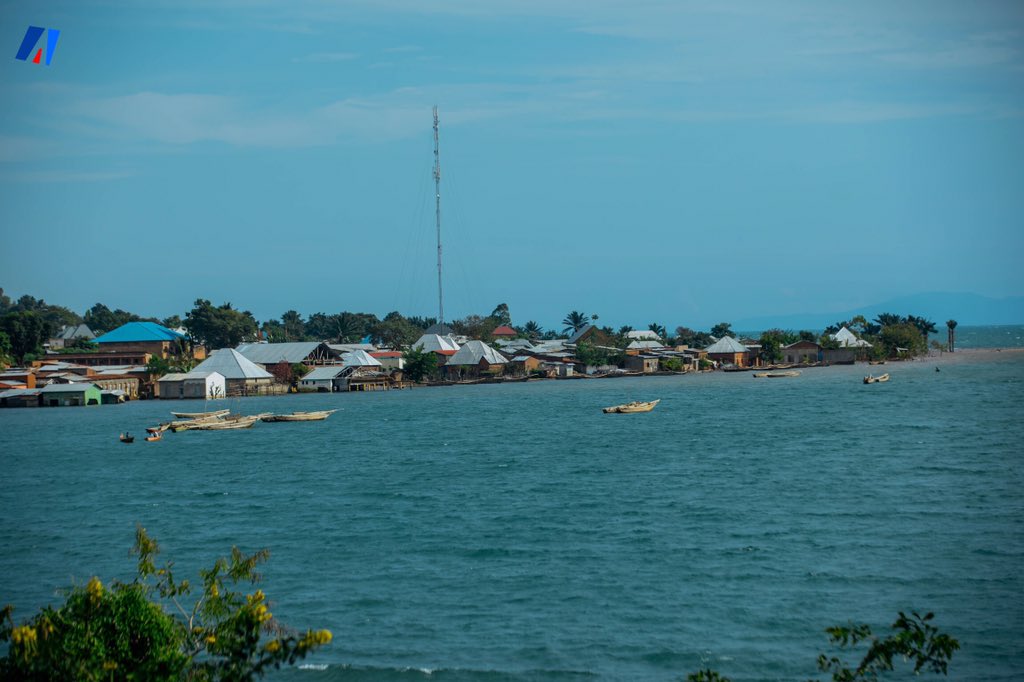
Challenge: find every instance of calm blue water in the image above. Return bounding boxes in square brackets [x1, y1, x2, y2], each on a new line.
[1, 351, 1022, 681]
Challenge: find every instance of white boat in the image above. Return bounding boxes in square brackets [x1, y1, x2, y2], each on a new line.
[603, 399, 660, 414]
[261, 409, 337, 422]
[170, 408, 230, 419]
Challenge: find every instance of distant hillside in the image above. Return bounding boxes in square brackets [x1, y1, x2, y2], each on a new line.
[734, 292, 1024, 331]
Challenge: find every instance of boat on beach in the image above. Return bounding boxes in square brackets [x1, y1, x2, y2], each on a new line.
[170, 408, 230, 419]
[603, 399, 660, 414]
[863, 373, 890, 384]
[260, 409, 337, 422]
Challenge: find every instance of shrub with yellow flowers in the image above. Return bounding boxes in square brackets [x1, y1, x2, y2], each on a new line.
[0, 526, 331, 681]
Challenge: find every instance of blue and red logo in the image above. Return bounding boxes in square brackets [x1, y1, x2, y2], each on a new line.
[15, 26, 60, 65]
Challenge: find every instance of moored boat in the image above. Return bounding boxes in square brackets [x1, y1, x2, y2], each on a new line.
[188, 416, 260, 430]
[119, 433, 134, 443]
[261, 409, 337, 422]
[753, 370, 801, 378]
[170, 408, 230, 419]
[863, 373, 890, 384]
[603, 399, 660, 414]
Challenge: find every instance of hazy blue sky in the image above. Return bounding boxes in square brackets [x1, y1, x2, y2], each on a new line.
[1, 1, 1022, 330]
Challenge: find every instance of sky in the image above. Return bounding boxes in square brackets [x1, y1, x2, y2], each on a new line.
[1, 0, 1023, 331]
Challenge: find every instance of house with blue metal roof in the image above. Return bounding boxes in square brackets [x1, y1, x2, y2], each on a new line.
[93, 321, 190, 361]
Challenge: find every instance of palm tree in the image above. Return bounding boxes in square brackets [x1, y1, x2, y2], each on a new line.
[907, 315, 938, 346]
[648, 323, 667, 340]
[874, 312, 904, 328]
[522, 320, 543, 341]
[562, 310, 589, 336]
[946, 319, 958, 352]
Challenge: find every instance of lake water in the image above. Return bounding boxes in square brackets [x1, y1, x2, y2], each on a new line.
[1, 348, 1022, 680]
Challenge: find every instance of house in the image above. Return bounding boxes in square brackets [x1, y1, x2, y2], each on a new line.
[830, 327, 872, 348]
[235, 342, 341, 383]
[626, 330, 662, 341]
[0, 388, 42, 407]
[38, 382, 103, 407]
[705, 336, 755, 367]
[624, 355, 661, 373]
[412, 334, 460, 367]
[626, 340, 665, 354]
[567, 324, 612, 347]
[444, 340, 508, 378]
[185, 349, 279, 396]
[509, 355, 542, 375]
[299, 366, 349, 392]
[94, 321, 190, 359]
[491, 325, 517, 339]
[369, 351, 404, 371]
[782, 340, 821, 365]
[49, 323, 95, 349]
[157, 371, 226, 400]
[0, 369, 36, 389]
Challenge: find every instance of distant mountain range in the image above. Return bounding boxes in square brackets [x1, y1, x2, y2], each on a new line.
[733, 292, 1024, 331]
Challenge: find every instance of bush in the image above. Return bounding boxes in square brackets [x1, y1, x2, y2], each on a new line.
[1, 527, 331, 681]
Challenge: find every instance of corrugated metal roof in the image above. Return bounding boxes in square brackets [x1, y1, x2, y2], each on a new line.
[413, 334, 460, 353]
[39, 382, 100, 393]
[627, 340, 664, 350]
[329, 343, 377, 353]
[157, 373, 192, 382]
[94, 322, 186, 344]
[186, 349, 274, 380]
[626, 330, 661, 340]
[0, 388, 40, 398]
[236, 342, 334, 364]
[704, 336, 749, 354]
[447, 340, 508, 366]
[341, 349, 382, 367]
[567, 324, 596, 344]
[831, 327, 872, 348]
[302, 366, 347, 381]
[56, 324, 95, 340]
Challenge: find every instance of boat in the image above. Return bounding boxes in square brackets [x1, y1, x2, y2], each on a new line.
[170, 408, 230, 419]
[260, 409, 337, 422]
[119, 433, 134, 443]
[869, 360, 887, 365]
[146, 424, 170, 434]
[753, 370, 801, 378]
[603, 399, 660, 414]
[188, 416, 260, 430]
[863, 373, 890, 384]
[145, 432, 162, 442]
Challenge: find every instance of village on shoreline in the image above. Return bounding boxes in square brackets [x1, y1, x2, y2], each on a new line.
[0, 293, 964, 408]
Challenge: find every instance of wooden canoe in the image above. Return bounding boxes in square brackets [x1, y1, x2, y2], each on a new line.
[261, 409, 338, 422]
[170, 408, 230, 419]
[863, 373, 890, 384]
[603, 399, 660, 414]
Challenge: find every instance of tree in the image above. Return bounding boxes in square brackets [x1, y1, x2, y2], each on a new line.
[163, 315, 182, 329]
[370, 313, 421, 349]
[522, 321, 543, 341]
[184, 300, 259, 350]
[946, 319, 957, 352]
[402, 345, 438, 382]
[83, 303, 143, 335]
[758, 329, 790, 364]
[906, 315, 937, 345]
[799, 330, 817, 342]
[490, 303, 511, 326]
[648, 323, 667, 340]
[280, 310, 306, 342]
[450, 314, 497, 341]
[0, 527, 331, 681]
[0, 311, 48, 364]
[562, 311, 590, 336]
[676, 326, 713, 348]
[0, 330, 12, 367]
[878, 322, 926, 358]
[710, 322, 733, 339]
[873, 312, 904, 329]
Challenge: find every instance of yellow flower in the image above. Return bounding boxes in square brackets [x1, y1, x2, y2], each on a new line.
[205, 634, 217, 645]
[264, 639, 281, 653]
[86, 577, 103, 600]
[209, 583, 219, 598]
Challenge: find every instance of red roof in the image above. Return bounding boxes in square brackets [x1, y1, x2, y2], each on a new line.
[370, 351, 402, 358]
[434, 349, 457, 356]
[492, 325, 517, 336]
